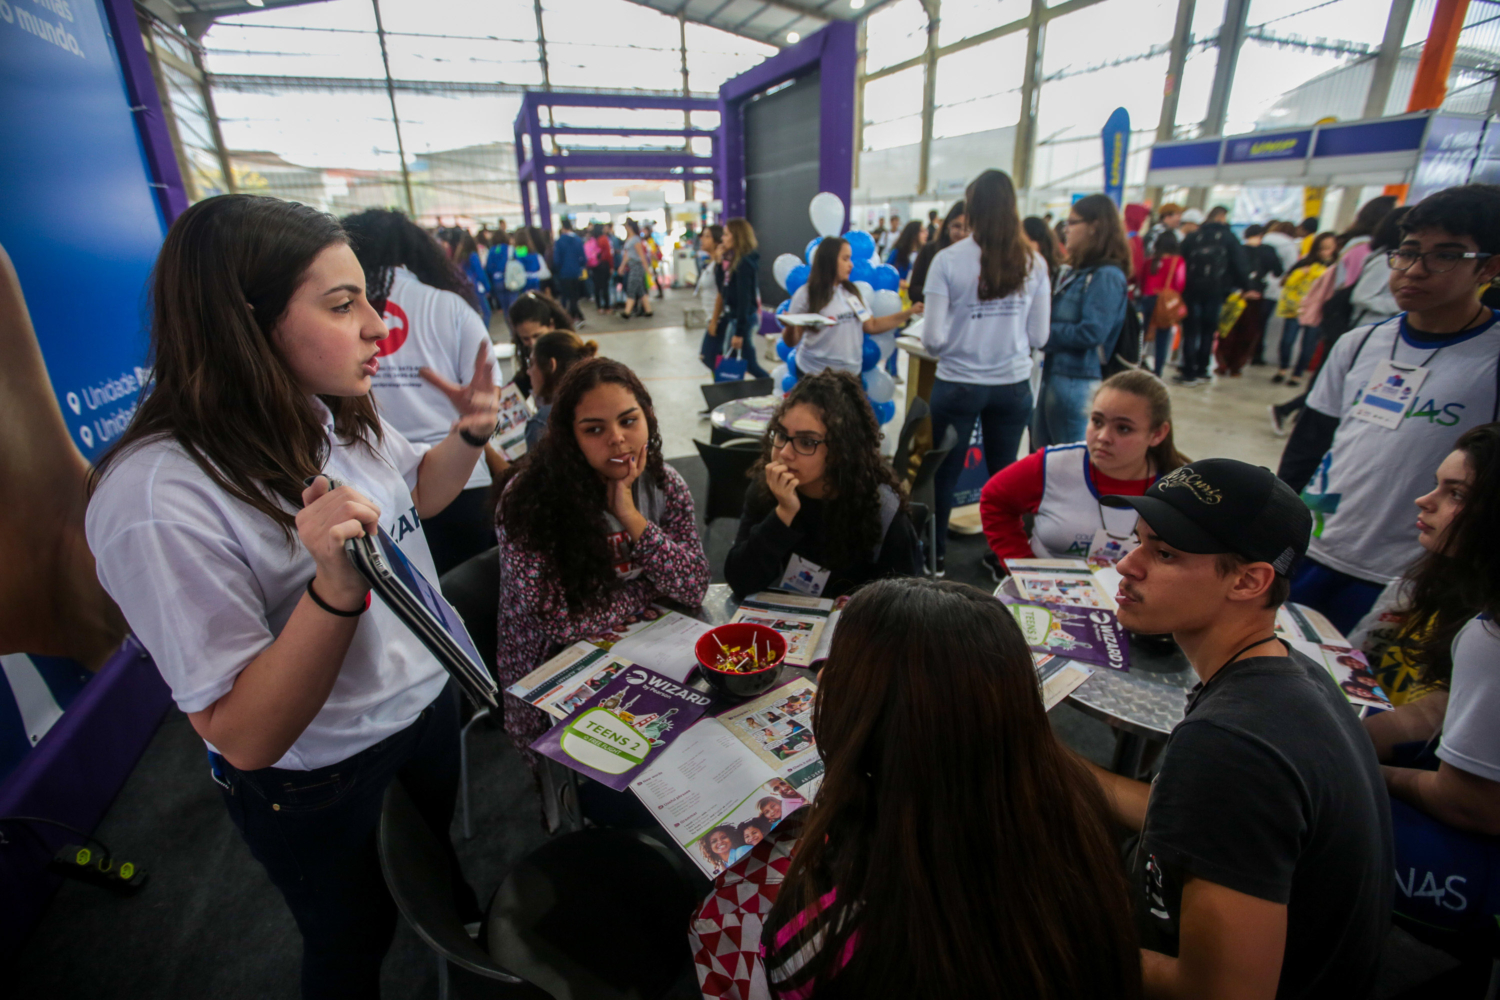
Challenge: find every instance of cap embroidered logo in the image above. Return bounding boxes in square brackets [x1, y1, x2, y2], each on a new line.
[1157, 467, 1223, 505]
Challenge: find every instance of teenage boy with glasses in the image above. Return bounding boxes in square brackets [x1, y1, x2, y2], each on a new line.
[1277, 183, 1500, 633]
[1079, 459, 1391, 1000]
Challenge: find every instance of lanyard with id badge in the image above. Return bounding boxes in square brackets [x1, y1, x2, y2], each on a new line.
[780, 553, 830, 596]
[1349, 308, 1500, 430]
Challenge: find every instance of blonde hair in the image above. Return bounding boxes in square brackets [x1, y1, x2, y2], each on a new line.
[724, 217, 757, 269]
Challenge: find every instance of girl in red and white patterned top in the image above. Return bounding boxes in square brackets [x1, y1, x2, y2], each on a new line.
[493, 358, 709, 766]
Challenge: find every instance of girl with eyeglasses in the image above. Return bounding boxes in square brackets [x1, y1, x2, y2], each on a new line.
[724, 371, 921, 600]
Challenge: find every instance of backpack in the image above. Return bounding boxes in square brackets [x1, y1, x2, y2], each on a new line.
[503, 256, 527, 292]
[1184, 231, 1229, 295]
[584, 238, 600, 268]
[1297, 265, 1338, 327]
[1102, 295, 1143, 377]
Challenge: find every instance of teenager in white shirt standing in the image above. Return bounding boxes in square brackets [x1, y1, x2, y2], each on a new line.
[85, 195, 500, 999]
[343, 209, 498, 574]
[920, 168, 1050, 572]
[782, 237, 920, 377]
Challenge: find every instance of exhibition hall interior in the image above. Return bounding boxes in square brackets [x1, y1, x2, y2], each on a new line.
[8, 0, 1500, 996]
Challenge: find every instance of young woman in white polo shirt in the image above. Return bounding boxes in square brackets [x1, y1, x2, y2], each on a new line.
[979, 369, 1187, 570]
[343, 208, 499, 574]
[85, 195, 499, 1000]
[782, 236, 921, 376]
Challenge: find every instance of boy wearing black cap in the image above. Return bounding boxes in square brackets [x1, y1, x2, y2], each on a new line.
[1081, 459, 1392, 1000]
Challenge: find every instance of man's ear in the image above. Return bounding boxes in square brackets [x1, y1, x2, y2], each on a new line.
[1226, 561, 1277, 605]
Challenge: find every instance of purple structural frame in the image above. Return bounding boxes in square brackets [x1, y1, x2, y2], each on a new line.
[717, 21, 856, 233]
[0, 0, 181, 962]
[513, 91, 721, 229]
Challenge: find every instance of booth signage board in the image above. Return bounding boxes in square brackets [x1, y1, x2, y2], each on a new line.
[1409, 115, 1486, 204]
[1101, 108, 1130, 207]
[1, 0, 163, 462]
[1223, 129, 1312, 164]
[1470, 120, 1500, 186]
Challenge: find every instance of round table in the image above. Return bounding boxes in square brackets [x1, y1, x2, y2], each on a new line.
[709, 395, 777, 440]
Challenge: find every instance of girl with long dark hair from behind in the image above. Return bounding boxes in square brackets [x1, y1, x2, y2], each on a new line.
[690, 578, 1142, 999]
[86, 195, 498, 997]
[919, 168, 1050, 573]
[725, 370, 921, 600]
[783, 236, 921, 376]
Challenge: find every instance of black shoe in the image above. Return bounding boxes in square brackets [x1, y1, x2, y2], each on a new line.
[1286, 378, 1301, 388]
[982, 550, 1003, 584]
[1271, 372, 1286, 384]
[1268, 404, 1287, 437]
[934, 555, 946, 578]
[1171, 374, 1195, 385]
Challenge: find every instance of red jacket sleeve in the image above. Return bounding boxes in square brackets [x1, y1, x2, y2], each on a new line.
[979, 450, 1046, 562]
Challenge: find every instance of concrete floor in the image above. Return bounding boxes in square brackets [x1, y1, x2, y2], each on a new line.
[505, 288, 1299, 473]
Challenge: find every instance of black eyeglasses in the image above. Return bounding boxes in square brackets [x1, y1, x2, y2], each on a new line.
[770, 430, 825, 455]
[1388, 249, 1494, 273]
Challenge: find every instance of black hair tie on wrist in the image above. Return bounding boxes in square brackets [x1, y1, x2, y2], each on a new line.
[459, 423, 496, 448]
[307, 579, 368, 617]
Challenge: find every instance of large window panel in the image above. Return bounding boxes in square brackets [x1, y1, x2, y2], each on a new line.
[686, 22, 778, 93]
[932, 32, 1027, 139]
[939, 0, 1028, 45]
[214, 88, 404, 172]
[384, 37, 544, 84]
[207, 0, 385, 79]
[865, 0, 927, 73]
[377, 0, 536, 38]
[1041, 0, 1177, 77]
[862, 64, 925, 151]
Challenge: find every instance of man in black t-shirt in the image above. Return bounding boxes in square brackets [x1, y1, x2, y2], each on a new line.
[1081, 459, 1392, 999]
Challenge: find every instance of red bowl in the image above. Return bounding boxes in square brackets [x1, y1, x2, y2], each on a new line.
[695, 623, 788, 699]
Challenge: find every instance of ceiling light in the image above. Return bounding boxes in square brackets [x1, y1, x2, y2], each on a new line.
[786, 31, 800, 42]
[246, 0, 265, 6]
[850, 0, 864, 8]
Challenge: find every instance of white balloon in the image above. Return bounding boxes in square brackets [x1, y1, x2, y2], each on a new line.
[871, 289, 904, 317]
[872, 330, 897, 363]
[852, 281, 875, 306]
[772, 253, 802, 291]
[808, 191, 845, 238]
[771, 363, 790, 398]
[864, 367, 896, 404]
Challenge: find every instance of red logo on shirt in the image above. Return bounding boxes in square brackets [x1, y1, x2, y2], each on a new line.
[376, 300, 409, 356]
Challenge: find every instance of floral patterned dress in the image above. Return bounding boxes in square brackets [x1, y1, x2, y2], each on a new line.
[495, 464, 710, 762]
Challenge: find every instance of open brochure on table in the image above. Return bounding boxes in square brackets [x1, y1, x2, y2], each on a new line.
[1274, 604, 1391, 711]
[631, 678, 821, 878]
[491, 382, 532, 461]
[505, 606, 716, 718]
[1004, 558, 1119, 611]
[729, 399, 777, 434]
[1034, 652, 1094, 710]
[730, 591, 834, 667]
[999, 594, 1130, 671]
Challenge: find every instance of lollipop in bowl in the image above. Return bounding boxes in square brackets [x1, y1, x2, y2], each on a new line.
[695, 623, 788, 699]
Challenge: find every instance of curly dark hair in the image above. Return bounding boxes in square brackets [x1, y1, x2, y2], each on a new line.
[1400, 422, 1500, 686]
[495, 358, 667, 616]
[341, 208, 477, 314]
[746, 370, 905, 569]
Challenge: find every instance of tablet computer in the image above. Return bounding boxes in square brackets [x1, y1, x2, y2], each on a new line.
[344, 528, 499, 710]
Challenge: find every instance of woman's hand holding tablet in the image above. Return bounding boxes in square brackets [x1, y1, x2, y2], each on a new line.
[299, 475, 381, 612]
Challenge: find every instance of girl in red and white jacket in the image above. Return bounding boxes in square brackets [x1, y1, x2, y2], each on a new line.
[981, 370, 1188, 570]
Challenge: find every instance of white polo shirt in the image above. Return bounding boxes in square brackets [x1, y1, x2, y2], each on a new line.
[86, 404, 450, 770]
[370, 267, 495, 491]
[787, 285, 872, 376]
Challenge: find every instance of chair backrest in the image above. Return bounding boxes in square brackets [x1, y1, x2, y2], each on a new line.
[908, 424, 959, 511]
[693, 438, 762, 525]
[378, 780, 530, 988]
[907, 501, 930, 537]
[891, 397, 931, 482]
[700, 377, 774, 411]
[439, 546, 500, 671]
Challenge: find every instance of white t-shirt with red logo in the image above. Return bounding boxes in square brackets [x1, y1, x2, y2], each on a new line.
[371, 267, 496, 490]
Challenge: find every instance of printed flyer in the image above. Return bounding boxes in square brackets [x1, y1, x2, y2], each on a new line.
[530, 665, 712, 790]
[492, 382, 532, 461]
[999, 595, 1130, 671]
[730, 591, 834, 667]
[1004, 558, 1118, 611]
[1286, 638, 1392, 711]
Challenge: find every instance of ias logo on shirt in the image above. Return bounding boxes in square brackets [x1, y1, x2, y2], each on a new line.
[376, 300, 409, 356]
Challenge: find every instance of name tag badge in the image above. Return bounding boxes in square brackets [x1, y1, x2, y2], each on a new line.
[1350, 360, 1429, 430]
[780, 554, 830, 597]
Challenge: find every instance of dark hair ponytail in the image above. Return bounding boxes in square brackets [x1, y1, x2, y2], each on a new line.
[342, 208, 474, 313]
[965, 169, 1032, 300]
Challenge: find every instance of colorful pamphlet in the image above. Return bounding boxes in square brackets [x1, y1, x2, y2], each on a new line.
[631, 678, 822, 878]
[1000, 595, 1130, 671]
[529, 666, 713, 791]
[730, 591, 834, 667]
[492, 382, 532, 461]
[1004, 558, 1119, 611]
[1286, 638, 1392, 711]
[1034, 652, 1094, 709]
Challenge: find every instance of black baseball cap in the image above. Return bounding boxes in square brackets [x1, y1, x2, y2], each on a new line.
[1100, 459, 1312, 576]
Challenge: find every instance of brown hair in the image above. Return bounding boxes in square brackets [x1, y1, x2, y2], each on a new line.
[1095, 370, 1189, 473]
[965, 169, 1032, 300]
[89, 194, 380, 540]
[530, 330, 598, 402]
[764, 579, 1142, 998]
[1069, 194, 1134, 278]
[724, 217, 758, 271]
[806, 237, 861, 315]
[1157, 202, 1183, 218]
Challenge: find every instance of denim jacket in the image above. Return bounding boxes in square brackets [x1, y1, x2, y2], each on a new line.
[1043, 263, 1128, 380]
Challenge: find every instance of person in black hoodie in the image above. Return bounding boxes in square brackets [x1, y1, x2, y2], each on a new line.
[1214, 224, 1284, 375]
[1176, 206, 1248, 385]
[701, 216, 770, 379]
[725, 371, 921, 599]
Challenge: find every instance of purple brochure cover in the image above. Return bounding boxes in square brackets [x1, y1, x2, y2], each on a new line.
[998, 595, 1130, 671]
[529, 665, 713, 790]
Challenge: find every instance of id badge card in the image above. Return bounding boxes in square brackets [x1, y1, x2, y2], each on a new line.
[1086, 530, 1135, 569]
[781, 554, 831, 597]
[1350, 360, 1429, 430]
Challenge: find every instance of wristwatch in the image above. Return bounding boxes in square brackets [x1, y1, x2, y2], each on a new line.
[459, 420, 498, 447]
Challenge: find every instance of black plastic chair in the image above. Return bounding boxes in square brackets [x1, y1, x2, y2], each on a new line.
[890, 396, 930, 483]
[693, 437, 762, 539]
[378, 780, 545, 1000]
[485, 828, 701, 1000]
[699, 376, 773, 412]
[906, 425, 959, 577]
[440, 546, 500, 839]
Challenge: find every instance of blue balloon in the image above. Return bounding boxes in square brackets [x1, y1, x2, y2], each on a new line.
[844, 229, 875, 262]
[786, 346, 799, 377]
[776, 338, 793, 361]
[786, 264, 810, 295]
[871, 263, 901, 292]
[861, 336, 880, 372]
[875, 400, 897, 425]
[850, 259, 875, 285]
[805, 237, 823, 263]
[782, 374, 799, 394]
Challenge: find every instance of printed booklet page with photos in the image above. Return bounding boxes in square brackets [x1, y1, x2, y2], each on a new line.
[1004, 558, 1119, 611]
[730, 591, 834, 667]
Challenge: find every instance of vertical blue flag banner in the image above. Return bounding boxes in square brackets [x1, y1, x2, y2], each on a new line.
[1102, 108, 1131, 208]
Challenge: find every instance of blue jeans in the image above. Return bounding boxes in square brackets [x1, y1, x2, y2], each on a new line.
[1181, 297, 1221, 380]
[1288, 556, 1385, 635]
[216, 682, 477, 999]
[929, 379, 1032, 558]
[1032, 372, 1097, 452]
[1278, 317, 1320, 375]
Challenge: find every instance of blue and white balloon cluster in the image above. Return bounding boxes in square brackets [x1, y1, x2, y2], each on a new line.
[769, 192, 906, 425]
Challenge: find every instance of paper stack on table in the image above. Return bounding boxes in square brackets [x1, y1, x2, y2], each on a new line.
[1004, 558, 1119, 611]
[730, 591, 835, 667]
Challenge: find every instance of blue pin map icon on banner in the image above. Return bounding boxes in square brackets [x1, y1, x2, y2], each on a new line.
[1102, 107, 1130, 208]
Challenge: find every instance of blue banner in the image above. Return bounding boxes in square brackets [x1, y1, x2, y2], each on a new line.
[1222, 129, 1312, 164]
[1101, 108, 1130, 207]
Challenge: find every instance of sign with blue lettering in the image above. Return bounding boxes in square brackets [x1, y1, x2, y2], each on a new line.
[1, 0, 164, 461]
[1410, 115, 1486, 204]
[1101, 107, 1130, 207]
[1471, 120, 1500, 186]
[1223, 129, 1312, 164]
